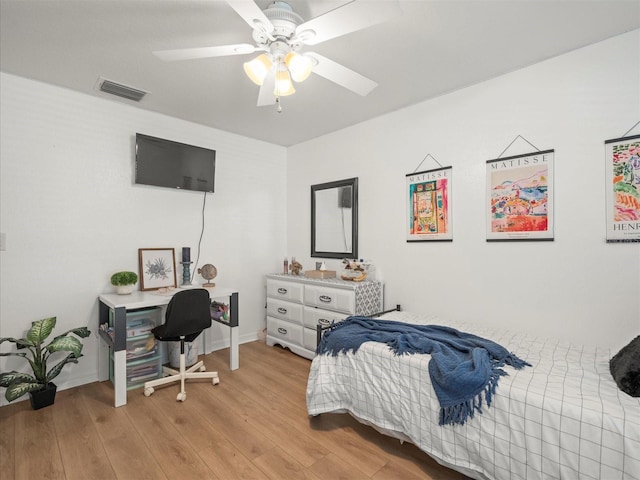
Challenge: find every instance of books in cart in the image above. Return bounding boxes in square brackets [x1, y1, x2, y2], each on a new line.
[127, 363, 161, 383]
[127, 318, 155, 338]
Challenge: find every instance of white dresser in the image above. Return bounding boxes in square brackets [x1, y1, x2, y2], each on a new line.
[265, 273, 384, 359]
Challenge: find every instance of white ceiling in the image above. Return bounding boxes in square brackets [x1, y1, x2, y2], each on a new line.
[1, 0, 639, 146]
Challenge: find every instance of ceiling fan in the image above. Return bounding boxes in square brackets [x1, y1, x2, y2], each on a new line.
[153, 0, 401, 110]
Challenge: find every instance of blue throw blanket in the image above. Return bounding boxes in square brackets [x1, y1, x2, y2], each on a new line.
[317, 316, 531, 426]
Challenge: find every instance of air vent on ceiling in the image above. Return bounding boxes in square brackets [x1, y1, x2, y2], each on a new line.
[98, 78, 148, 102]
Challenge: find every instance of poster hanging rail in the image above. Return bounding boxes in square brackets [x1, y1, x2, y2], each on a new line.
[496, 135, 541, 159]
[413, 153, 443, 173]
[620, 120, 640, 138]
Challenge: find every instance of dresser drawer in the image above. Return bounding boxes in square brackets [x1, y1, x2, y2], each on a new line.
[267, 317, 303, 345]
[266, 298, 304, 324]
[303, 327, 317, 351]
[304, 285, 355, 314]
[303, 306, 348, 330]
[267, 279, 304, 304]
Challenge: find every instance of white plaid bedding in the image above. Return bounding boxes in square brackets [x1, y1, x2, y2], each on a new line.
[306, 311, 640, 480]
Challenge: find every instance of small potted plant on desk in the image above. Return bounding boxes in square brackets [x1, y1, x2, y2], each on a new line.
[0, 317, 91, 409]
[110, 271, 138, 294]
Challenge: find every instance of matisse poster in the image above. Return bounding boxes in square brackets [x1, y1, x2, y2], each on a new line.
[605, 134, 640, 242]
[486, 150, 554, 241]
[406, 166, 452, 241]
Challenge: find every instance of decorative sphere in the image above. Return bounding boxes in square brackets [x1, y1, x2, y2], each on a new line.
[198, 264, 217, 281]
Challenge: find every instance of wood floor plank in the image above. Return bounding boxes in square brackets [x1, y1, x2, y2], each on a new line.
[140, 378, 267, 480]
[307, 451, 372, 480]
[13, 403, 65, 480]
[198, 443, 271, 480]
[139, 378, 229, 452]
[252, 445, 320, 480]
[373, 461, 435, 480]
[182, 379, 277, 461]
[123, 389, 219, 479]
[0, 402, 17, 479]
[212, 381, 330, 467]
[52, 388, 117, 480]
[79, 382, 168, 480]
[307, 413, 390, 477]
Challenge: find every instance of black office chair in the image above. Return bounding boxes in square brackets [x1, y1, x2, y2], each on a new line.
[143, 288, 219, 402]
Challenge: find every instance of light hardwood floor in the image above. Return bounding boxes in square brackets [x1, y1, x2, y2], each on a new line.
[0, 341, 468, 480]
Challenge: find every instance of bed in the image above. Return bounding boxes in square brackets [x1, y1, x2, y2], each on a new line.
[306, 310, 640, 480]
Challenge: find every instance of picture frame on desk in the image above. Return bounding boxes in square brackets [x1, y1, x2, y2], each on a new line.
[138, 248, 177, 290]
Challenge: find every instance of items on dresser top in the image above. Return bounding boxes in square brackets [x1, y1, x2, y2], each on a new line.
[265, 274, 383, 360]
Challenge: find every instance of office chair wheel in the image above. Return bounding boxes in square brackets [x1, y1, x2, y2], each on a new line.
[144, 387, 154, 397]
[177, 392, 186, 402]
[212, 377, 220, 385]
[199, 365, 206, 372]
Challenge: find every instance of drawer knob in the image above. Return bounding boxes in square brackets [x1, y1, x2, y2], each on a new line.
[277, 307, 287, 314]
[277, 327, 287, 335]
[319, 295, 332, 303]
[277, 287, 288, 295]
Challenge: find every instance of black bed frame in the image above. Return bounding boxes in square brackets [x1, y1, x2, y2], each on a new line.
[315, 304, 402, 347]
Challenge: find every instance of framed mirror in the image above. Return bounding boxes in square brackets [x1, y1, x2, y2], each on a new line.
[311, 177, 358, 259]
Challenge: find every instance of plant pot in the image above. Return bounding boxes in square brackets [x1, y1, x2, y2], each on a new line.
[116, 285, 134, 295]
[29, 382, 57, 410]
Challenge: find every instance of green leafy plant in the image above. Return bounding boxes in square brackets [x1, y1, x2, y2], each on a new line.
[110, 271, 138, 286]
[0, 317, 91, 402]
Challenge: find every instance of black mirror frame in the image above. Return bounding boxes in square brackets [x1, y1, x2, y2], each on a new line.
[311, 177, 358, 259]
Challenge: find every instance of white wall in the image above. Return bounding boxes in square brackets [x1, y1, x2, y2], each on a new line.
[0, 73, 287, 404]
[287, 30, 640, 352]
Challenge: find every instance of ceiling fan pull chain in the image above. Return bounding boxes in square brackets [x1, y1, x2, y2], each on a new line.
[276, 95, 282, 113]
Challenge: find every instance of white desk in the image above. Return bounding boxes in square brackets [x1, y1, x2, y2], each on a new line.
[98, 286, 239, 407]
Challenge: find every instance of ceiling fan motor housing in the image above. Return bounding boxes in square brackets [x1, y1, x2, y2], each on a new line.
[263, 1, 303, 40]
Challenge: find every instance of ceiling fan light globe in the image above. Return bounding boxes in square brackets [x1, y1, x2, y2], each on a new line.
[274, 69, 295, 96]
[285, 52, 312, 83]
[243, 54, 272, 86]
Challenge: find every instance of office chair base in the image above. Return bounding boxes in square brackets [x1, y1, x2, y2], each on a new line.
[143, 358, 219, 400]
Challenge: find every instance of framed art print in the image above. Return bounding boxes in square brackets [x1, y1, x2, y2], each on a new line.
[138, 248, 177, 290]
[605, 134, 640, 242]
[486, 150, 554, 241]
[406, 166, 452, 241]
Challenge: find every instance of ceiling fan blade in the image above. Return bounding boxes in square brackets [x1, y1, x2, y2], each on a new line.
[257, 72, 276, 107]
[226, 0, 274, 36]
[305, 52, 377, 96]
[153, 44, 260, 62]
[295, 0, 401, 46]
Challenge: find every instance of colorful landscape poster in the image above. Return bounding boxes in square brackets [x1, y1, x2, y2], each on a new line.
[406, 167, 452, 241]
[486, 150, 554, 241]
[605, 134, 640, 242]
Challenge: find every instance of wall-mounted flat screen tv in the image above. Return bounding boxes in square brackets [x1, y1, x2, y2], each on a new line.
[135, 133, 216, 193]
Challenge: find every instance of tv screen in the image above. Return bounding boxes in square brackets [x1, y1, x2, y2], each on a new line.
[135, 133, 216, 193]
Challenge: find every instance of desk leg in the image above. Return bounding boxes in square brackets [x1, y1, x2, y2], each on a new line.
[113, 349, 127, 407]
[98, 340, 110, 381]
[229, 326, 239, 370]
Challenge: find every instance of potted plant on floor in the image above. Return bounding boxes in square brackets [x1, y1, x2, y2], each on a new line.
[0, 316, 91, 409]
[110, 271, 138, 294]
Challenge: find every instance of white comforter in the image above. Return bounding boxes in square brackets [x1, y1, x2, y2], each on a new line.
[306, 311, 640, 480]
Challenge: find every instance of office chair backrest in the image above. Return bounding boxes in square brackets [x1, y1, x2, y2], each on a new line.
[162, 289, 212, 338]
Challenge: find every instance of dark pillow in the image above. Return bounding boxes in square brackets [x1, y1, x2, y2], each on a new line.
[610, 335, 640, 397]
